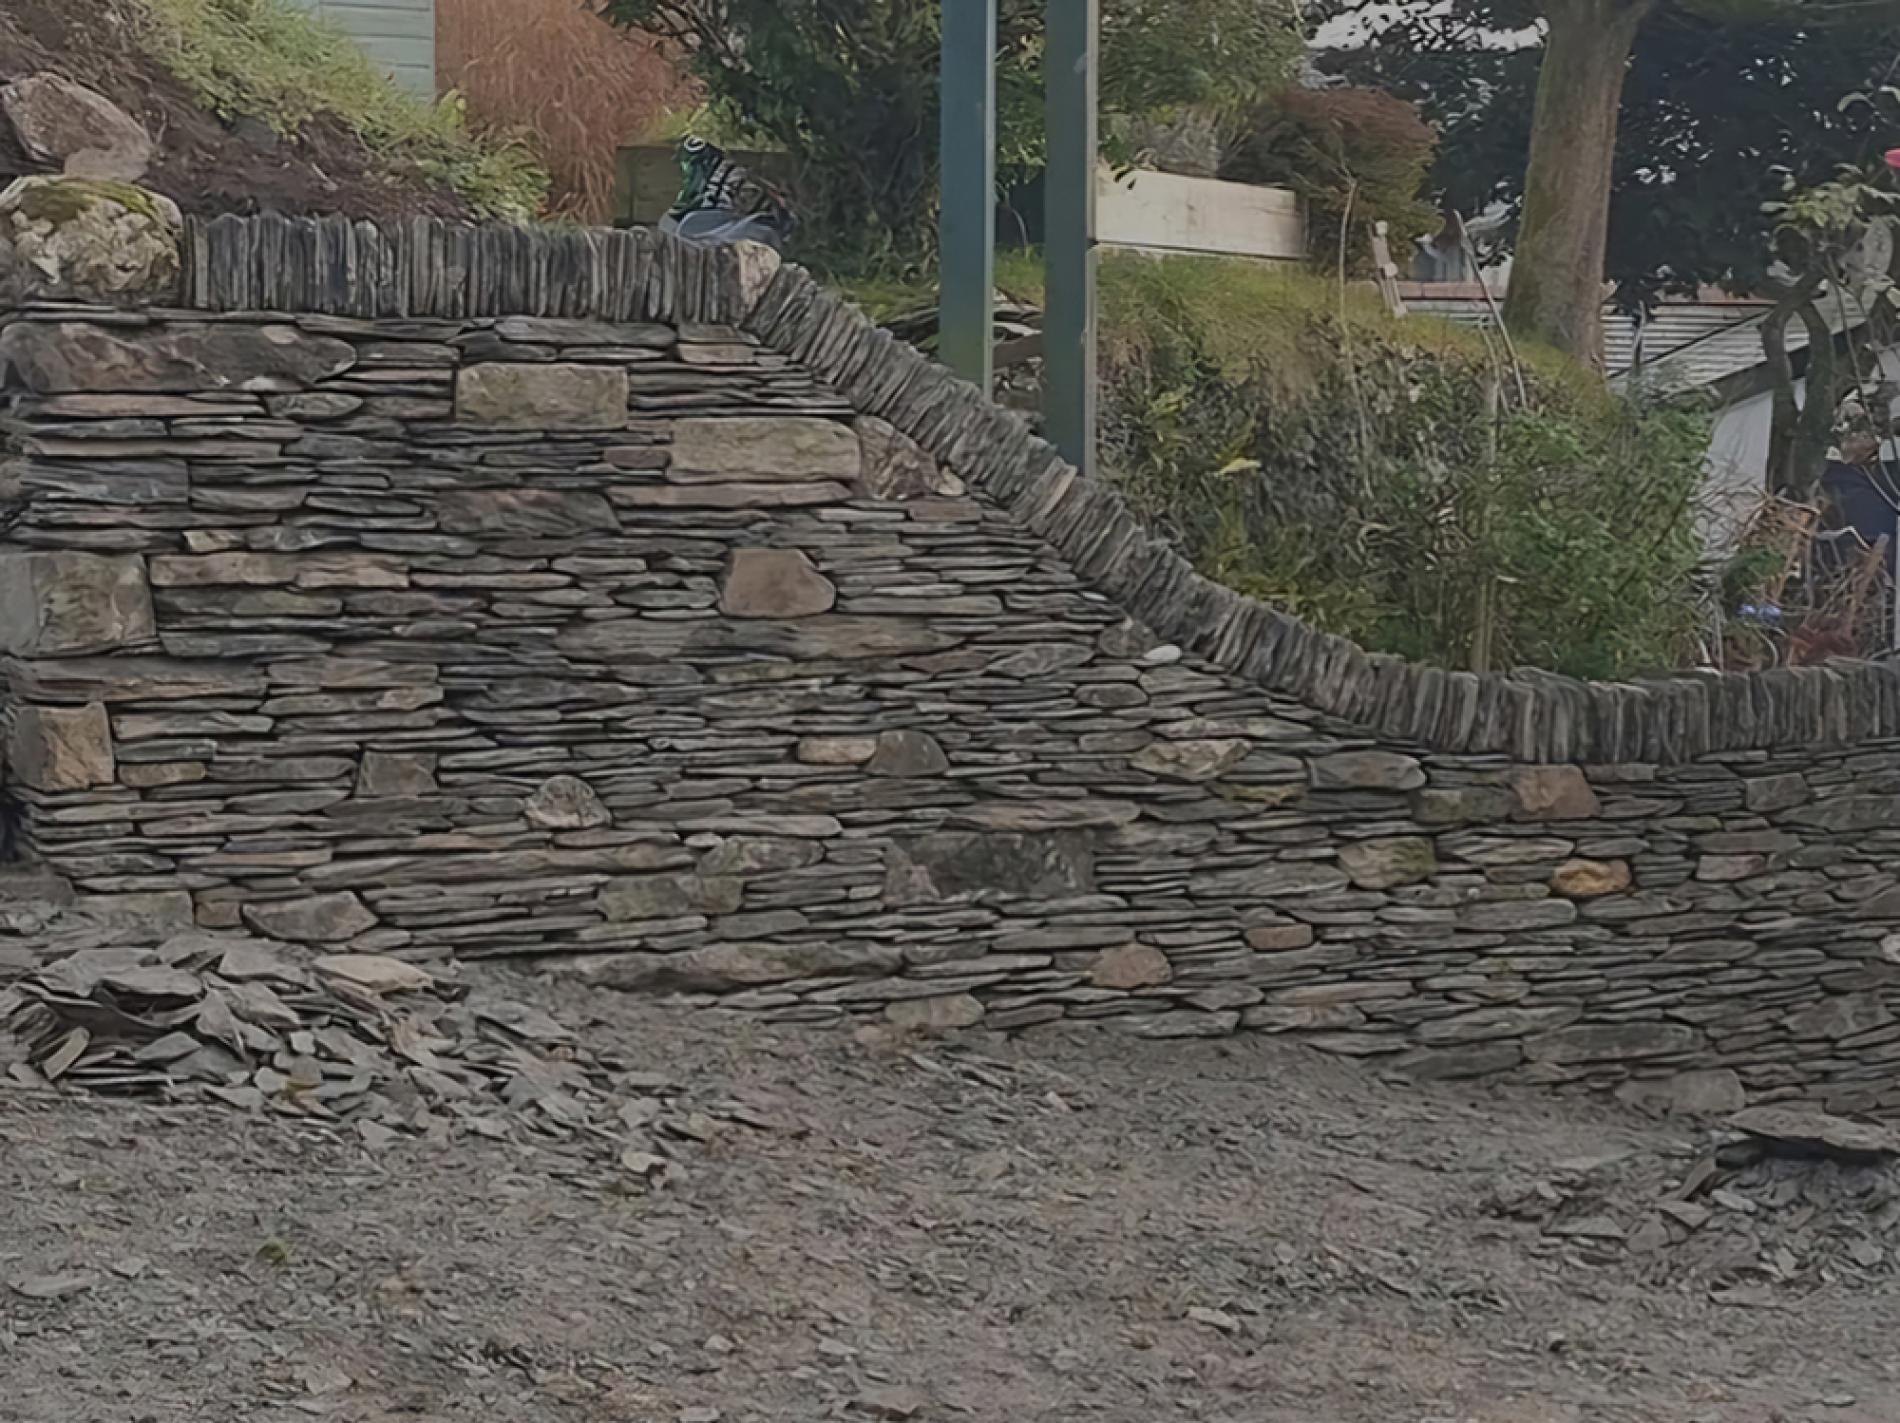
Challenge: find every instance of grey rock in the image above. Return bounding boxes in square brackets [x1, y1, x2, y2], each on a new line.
[1091, 943, 1172, 989]
[0, 551, 154, 656]
[1, 76, 153, 178]
[8, 703, 114, 791]
[241, 892, 377, 944]
[886, 831, 1093, 905]
[669, 416, 862, 481]
[455, 363, 628, 429]
[1338, 837, 1436, 890]
[0, 321, 354, 393]
[865, 729, 948, 778]
[525, 775, 612, 830]
[718, 548, 836, 618]
[1310, 750, 1425, 792]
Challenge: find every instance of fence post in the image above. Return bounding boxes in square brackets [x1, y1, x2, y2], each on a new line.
[1044, 0, 1099, 473]
[939, 0, 998, 391]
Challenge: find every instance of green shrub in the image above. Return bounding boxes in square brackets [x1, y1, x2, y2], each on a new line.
[136, 0, 547, 218]
[1096, 255, 1707, 678]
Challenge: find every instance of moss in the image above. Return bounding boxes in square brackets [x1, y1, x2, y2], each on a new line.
[11, 177, 170, 226]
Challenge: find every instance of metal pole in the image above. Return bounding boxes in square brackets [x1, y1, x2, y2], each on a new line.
[1044, 0, 1099, 473]
[939, 0, 997, 391]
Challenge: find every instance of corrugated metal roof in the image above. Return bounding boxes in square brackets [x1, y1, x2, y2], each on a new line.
[1396, 283, 1866, 391]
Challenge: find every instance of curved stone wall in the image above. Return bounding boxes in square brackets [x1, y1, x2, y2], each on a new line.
[0, 214, 1897, 1114]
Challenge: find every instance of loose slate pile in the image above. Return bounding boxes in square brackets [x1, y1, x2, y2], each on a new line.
[1488, 1108, 1900, 1293]
[2, 927, 622, 1150]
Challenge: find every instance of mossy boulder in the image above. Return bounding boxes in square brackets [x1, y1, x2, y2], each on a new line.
[0, 176, 182, 306]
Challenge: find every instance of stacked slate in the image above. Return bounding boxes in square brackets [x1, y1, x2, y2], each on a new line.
[0, 213, 1895, 1115]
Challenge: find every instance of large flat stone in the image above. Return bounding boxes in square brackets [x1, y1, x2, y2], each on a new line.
[1511, 766, 1602, 820]
[719, 548, 836, 618]
[0, 551, 153, 655]
[668, 417, 863, 481]
[241, 892, 377, 944]
[590, 940, 903, 991]
[0, 321, 354, 393]
[1524, 1021, 1703, 1065]
[1092, 943, 1172, 989]
[8, 702, 114, 790]
[1310, 750, 1425, 792]
[885, 831, 1094, 905]
[856, 415, 963, 500]
[1338, 836, 1436, 890]
[1, 76, 152, 179]
[437, 487, 620, 537]
[455, 363, 628, 429]
[1189, 861, 1350, 899]
[1130, 738, 1249, 783]
[599, 873, 744, 921]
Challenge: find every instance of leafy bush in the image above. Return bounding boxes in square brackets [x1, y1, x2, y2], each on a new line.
[136, 0, 547, 218]
[1223, 86, 1438, 272]
[1097, 256, 1708, 678]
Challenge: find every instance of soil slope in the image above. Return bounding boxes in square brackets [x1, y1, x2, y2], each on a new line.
[0, 0, 467, 219]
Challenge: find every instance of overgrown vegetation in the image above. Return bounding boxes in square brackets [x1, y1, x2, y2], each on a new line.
[1223, 86, 1438, 272]
[135, 0, 546, 218]
[1096, 256, 1708, 678]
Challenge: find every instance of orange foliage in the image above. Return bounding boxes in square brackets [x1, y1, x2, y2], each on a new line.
[437, 0, 694, 221]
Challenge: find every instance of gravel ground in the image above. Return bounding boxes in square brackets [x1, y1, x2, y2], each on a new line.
[4, 963, 1899, 1423]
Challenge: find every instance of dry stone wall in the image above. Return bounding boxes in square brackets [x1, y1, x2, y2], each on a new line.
[2, 216, 1900, 1115]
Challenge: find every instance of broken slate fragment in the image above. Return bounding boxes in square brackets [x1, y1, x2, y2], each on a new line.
[1726, 1106, 1900, 1164]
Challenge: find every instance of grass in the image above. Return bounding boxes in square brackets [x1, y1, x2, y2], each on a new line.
[133, 0, 547, 218]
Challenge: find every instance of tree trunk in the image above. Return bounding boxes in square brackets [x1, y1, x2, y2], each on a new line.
[1501, 0, 1653, 368]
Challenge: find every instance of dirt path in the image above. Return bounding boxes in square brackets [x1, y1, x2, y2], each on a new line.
[3, 965, 1897, 1423]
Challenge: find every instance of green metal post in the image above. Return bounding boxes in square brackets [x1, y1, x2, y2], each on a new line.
[1044, 0, 1098, 472]
[939, 0, 997, 391]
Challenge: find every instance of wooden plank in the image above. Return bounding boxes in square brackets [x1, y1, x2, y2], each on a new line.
[1095, 167, 1303, 261]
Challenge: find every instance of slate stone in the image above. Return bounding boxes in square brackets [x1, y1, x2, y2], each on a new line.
[455, 363, 628, 429]
[1091, 943, 1172, 989]
[669, 416, 862, 481]
[1338, 837, 1436, 890]
[9, 703, 114, 791]
[857, 415, 963, 500]
[1130, 738, 1248, 783]
[884, 993, 985, 1032]
[525, 775, 612, 830]
[590, 940, 903, 991]
[1615, 1069, 1747, 1118]
[1511, 766, 1602, 820]
[0, 321, 354, 393]
[356, 752, 439, 798]
[718, 548, 836, 618]
[885, 831, 1094, 905]
[1, 75, 153, 179]
[241, 892, 378, 944]
[1550, 858, 1632, 898]
[865, 730, 948, 778]
[1310, 751, 1425, 792]
[0, 551, 154, 655]
[438, 488, 620, 537]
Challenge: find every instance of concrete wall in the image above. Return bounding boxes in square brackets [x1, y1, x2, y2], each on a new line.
[4, 216, 1900, 1117]
[285, 0, 436, 96]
